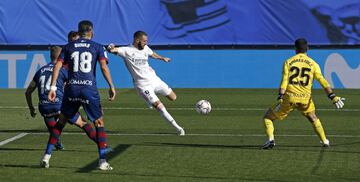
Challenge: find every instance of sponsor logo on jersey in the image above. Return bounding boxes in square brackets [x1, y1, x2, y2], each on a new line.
[69, 79, 93, 86]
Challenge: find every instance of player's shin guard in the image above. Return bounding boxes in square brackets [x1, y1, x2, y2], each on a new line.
[264, 118, 275, 141]
[156, 103, 182, 131]
[45, 122, 65, 155]
[82, 123, 97, 143]
[312, 119, 327, 143]
[96, 127, 108, 159]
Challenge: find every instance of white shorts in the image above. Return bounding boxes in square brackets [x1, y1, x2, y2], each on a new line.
[135, 79, 172, 105]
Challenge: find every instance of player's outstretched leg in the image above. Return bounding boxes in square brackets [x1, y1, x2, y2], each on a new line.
[262, 118, 276, 149]
[94, 118, 113, 171]
[40, 115, 67, 168]
[154, 101, 184, 136]
[306, 113, 329, 147]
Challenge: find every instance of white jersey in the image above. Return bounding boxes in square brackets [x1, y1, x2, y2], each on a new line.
[115, 44, 158, 85]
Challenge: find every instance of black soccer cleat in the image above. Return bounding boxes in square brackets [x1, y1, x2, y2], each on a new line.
[261, 140, 275, 149]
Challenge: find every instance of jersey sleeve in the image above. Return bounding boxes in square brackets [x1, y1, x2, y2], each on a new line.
[115, 47, 126, 57]
[314, 63, 330, 88]
[98, 46, 108, 63]
[279, 61, 289, 89]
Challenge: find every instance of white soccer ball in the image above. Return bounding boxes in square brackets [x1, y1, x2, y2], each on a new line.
[195, 100, 211, 115]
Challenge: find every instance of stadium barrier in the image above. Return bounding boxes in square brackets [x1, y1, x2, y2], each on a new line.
[0, 48, 359, 88]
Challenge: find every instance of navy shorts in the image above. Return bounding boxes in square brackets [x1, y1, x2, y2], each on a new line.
[61, 85, 102, 122]
[40, 104, 80, 124]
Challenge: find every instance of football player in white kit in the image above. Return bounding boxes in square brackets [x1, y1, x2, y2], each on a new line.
[107, 31, 185, 136]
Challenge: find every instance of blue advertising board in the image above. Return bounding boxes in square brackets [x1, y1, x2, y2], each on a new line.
[0, 49, 358, 89]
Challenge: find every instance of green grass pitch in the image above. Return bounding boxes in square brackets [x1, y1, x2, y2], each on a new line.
[0, 88, 359, 181]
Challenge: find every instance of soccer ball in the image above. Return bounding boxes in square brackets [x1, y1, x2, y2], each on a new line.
[195, 100, 211, 115]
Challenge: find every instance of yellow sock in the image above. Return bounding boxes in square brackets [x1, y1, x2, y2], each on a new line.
[312, 119, 327, 143]
[264, 118, 274, 141]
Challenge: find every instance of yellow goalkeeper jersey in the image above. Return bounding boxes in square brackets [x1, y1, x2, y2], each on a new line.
[280, 53, 330, 103]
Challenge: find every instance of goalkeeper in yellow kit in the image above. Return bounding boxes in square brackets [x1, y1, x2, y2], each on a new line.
[261, 38, 345, 149]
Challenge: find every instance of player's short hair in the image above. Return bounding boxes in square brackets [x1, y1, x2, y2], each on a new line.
[295, 38, 308, 53]
[134, 31, 147, 39]
[67, 31, 78, 42]
[50, 46, 62, 61]
[78, 20, 93, 36]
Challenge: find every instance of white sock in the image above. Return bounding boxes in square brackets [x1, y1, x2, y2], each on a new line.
[156, 103, 182, 131]
[43, 154, 51, 161]
[99, 159, 107, 165]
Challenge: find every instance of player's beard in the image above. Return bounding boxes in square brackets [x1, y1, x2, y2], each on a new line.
[138, 42, 144, 50]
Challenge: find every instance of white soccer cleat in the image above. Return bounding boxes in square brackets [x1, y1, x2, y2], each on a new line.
[177, 128, 185, 136]
[320, 139, 330, 147]
[98, 161, 113, 171]
[40, 160, 49, 168]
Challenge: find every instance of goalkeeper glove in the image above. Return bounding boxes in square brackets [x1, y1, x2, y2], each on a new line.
[328, 93, 345, 109]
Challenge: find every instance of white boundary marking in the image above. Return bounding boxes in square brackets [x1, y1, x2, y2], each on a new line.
[0, 133, 28, 146]
[0, 106, 358, 112]
[1, 132, 357, 138]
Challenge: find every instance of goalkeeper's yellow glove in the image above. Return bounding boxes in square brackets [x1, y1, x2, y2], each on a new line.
[328, 93, 345, 109]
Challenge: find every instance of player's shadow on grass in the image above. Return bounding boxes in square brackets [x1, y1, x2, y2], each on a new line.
[77, 144, 131, 173]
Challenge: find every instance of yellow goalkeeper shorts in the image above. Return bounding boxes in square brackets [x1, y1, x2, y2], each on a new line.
[270, 98, 316, 120]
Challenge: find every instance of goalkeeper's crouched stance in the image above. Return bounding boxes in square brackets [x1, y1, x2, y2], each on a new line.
[261, 38, 345, 149]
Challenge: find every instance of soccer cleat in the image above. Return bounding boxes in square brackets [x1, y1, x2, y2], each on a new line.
[40, 160, 49, 168]
[262, 140, 275, 149]
[54, 142, 65, 151]
[177, 128, 185, 136]
[98, 162, 113, 171]
[104, 146, 113, 154]
[320, 139, 330, 147]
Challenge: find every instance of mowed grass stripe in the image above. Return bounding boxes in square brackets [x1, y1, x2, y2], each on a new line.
[0, 132, 358, 138]
[0, 106, 358, 112]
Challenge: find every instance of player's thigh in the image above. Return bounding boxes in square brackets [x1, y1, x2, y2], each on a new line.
[154, 79, 173, 97]
[136, 84, 160, 105]
[81, 88, 103, 122]
[270, 100, 295, 120]
[39, 105, 61, 118]
[61, 86, 82, 120]
[297, 99, 316, 118]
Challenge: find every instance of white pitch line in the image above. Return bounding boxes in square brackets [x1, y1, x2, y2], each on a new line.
[8, 132, 360, 138]
[0, 133, 28, 146]
[0, 106, 358, 112]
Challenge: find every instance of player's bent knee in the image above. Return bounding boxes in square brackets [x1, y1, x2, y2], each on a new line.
[167, 92, 176, 101]
[152, 101, 162, 108]
[94, 118, 104, 127]
[305, 112, 318, 122]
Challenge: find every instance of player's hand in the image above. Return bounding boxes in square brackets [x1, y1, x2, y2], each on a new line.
[328, 93, 345, 109]
[29, 107, 36, 118]
[48, 90, 57, 102]
[108, 87, 116, 101]
[162, 57, 171, 62]
[107, 43, 115, 51]
[332, 96, 345, 109]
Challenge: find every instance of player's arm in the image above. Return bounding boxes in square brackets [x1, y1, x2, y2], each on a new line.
[314, 63, 345, 108]
[151, 51, 171, 62]
[99, 59, 116, 101]
[25, 81, 37, 118]
[48, 60, 63, 102]
[107, 43, 126, 57]
[278, 62, 289, 101]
